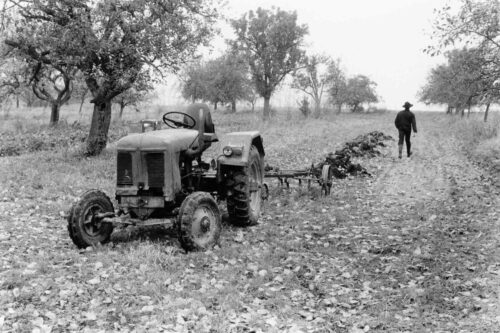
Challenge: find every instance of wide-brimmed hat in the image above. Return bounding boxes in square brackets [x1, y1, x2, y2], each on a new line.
[403, 101, 413, 108]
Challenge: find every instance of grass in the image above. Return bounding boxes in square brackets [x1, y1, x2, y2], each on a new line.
[448, 112, 500, 174]
[0, 103, 499, 332]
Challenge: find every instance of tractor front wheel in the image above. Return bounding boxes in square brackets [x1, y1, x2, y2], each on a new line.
[225, 145, 263, 227]
[67, 190, 114, 248]
[178, 192, 222, 252]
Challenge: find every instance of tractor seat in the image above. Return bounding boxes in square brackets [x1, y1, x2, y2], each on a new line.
[184, 103, 218, 151]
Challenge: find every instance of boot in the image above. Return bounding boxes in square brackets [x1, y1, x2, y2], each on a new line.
[398, 144, 403, 159]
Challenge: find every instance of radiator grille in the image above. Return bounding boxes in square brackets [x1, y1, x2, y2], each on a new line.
[145, 153, 164, 188]
[117, 152, 133, 186]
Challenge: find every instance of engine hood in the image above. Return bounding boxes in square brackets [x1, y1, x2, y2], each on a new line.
[116, 129, 199, 151]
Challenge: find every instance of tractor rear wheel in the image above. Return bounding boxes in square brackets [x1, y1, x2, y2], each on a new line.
[67, 190, 114, 248]
[226, 145, 263, 226]
[178, 192, 221, 252]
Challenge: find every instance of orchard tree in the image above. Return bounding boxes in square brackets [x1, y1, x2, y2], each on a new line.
[325, 58, 347, 113]
[429, 0, 500, 59]
[419, 48, 489, 117]
[206, 54, 251, 112]
[31, 65, 73, 125]
[71, 72, 90, 114]
[3, 0, 219, 155]
[0, 56, 25, 107]
[344, 75, 378, 112]
[429, 0, 500, 120]
[292, 54, 331, 118]
[181, 61, 209, 104]
[1, 46, 74, 123]
[231, 7, 308, 120]
[245, 85, 259, 112]
[180, 53, 251, 111]
[419, 63, 456, 113]
[114, 78, 154, 118]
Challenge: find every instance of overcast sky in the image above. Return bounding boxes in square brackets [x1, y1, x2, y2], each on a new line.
[215, 0, 452, 111]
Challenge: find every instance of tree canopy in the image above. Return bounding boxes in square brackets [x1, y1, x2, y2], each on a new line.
[419, 48, 490, 116]
[427, 0, 500, 120]
[324, 58, 348, 113]
[231, 7, 308, 120]
[181, 54, 252, 111]
[343, 75, 378, 112]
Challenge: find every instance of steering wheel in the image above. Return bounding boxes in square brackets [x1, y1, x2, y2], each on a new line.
[162, 111, 196, 129]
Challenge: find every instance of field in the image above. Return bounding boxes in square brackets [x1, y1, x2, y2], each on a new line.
[0, 105, 499, 332]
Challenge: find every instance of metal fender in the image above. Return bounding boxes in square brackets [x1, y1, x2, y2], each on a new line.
[217, 131, 265, 167]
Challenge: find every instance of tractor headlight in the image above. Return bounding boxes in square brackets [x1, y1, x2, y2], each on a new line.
[223, 146, 233, 157]
[223, 146, 243, 157]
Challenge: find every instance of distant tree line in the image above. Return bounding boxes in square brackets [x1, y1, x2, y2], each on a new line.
[421, 0, 500, 122]
[180, 7, 378, 119]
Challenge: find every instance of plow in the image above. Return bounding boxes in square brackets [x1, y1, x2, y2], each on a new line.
[264, 164, 335, 195]
[263, 130, 392, 196]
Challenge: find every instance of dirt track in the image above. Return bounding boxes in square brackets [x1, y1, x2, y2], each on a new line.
[365, 117, 500, 331]
[0, 113, 499, 332]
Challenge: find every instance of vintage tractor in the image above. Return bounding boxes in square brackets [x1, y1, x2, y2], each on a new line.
[67, 103, 265, 251]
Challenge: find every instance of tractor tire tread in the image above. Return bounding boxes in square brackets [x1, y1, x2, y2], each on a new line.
[67, 190, 114, 249]
[225, 146, 262, 227]
[178, 192, 221, 252]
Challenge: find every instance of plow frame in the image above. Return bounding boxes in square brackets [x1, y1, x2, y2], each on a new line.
[264, 164, 334, 195]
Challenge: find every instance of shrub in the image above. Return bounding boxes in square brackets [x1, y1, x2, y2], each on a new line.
[298, 97, 311, 118]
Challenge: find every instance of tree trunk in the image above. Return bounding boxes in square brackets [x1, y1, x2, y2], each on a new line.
[231, 100, 236, 113]
[313, 100, 321, 118]
[119, 103, 125, 119]
[79, 91, 87, 114]
[263, 96, 271, 120]
[50, 103, 60, 125]
[214, 102, 218, 110]
[16, 96, 19, 108]
[86, 101, 113, 156]
[337, 104, 342, 114]
[484, 103, 490, 122]
[79, 99, 85, 114]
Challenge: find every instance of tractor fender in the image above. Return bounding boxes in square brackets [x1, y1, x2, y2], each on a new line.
[217, 131, 264, 168]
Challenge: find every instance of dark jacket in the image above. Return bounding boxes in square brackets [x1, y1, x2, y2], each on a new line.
[395, 110, 417, 133]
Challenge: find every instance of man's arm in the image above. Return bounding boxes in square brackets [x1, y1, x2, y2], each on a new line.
[412, 114, 417, 133]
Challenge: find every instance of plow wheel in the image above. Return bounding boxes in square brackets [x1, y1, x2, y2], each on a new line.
[178, 192, 221, 252]
[226, 145, 263, 226]
[321, 165, 334, 196]
[67, 190, 114, 248]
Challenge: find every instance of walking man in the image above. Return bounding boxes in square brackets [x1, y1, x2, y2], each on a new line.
[394, 101, 417, 158]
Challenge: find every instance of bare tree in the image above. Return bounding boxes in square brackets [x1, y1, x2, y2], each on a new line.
[292, 54, 331, 118]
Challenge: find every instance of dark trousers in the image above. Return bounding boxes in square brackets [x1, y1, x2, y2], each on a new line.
[398, 129, 411, 155]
